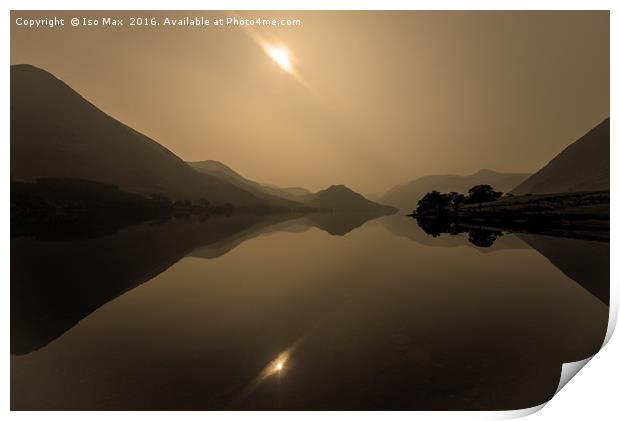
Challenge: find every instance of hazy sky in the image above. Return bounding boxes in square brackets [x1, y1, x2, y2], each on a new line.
[11, 11, 609, 194]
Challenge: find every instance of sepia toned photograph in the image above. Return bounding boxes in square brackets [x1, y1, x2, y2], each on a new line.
[9, 9, 610, 411]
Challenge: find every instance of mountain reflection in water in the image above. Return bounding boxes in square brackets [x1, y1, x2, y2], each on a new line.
[11, 213, 608, 410]
[400, 215, 609, 304]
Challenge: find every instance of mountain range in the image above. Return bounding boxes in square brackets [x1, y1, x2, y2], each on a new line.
[190, 161, 396, 214]
[10, 64, 609, 216]
[381, 117, 610, 210]
[10, 64, 390, 214]
[188, 160, 311, 203]
[381, 169, 530, 211]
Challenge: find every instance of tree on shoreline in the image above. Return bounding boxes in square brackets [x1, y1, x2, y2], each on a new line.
[414, 185, 502, 215]
[468, 184, 502, 204]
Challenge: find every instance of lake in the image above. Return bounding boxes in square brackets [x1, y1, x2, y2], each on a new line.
[10, 213, 609, 410]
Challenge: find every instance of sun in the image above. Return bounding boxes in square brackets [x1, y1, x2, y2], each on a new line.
[266, 45, 293, 73]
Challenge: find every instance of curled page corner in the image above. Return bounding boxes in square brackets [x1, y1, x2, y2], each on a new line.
[555, 356, 593, 395]
[488, 356, 597, 420]
[603, 286, 617, 347]
[490, 356, 597, 420]
[491, 403, 547, 419]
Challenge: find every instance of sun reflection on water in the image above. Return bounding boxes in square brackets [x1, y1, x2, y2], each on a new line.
[232, 326, 319, 406]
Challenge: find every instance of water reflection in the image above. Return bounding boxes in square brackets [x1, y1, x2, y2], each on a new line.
[11, 213, 609, 410]
[400, 216, 609, 304]
[236, 343, 297, 406]
[302, 212, 383, 236]
[516, 233, 610, 305]
[468, 228, 503, 248]
[381, 214, 529, 252]
[415, 217, 505, 248]
[10, 211, 386, 355]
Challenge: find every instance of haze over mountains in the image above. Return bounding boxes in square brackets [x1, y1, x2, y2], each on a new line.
[381, 117, 610, 211]
[189, 160, 311, 202]
[10, 64, 272, 206]
[511, 118, 610, 195]
[10, 64, 609, 216]
[381, 170, 530, 211]
[190, 160, 396, 214]
[10, 64, 391, 213]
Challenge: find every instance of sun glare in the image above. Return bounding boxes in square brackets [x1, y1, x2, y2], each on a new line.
[268, 354, 288, 376]
[266, 45, 293, 73]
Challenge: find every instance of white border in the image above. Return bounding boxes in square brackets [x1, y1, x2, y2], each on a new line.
[2, 0, 618, 11]
[2, 1, 617, 420]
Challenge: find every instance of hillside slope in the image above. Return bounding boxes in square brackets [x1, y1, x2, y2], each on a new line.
[511, 118, 610, 195]
[188, 160, 309, 205]
[10, 64, 263, 205]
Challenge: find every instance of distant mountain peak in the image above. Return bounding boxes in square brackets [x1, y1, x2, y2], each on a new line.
[309, 184, 397, 214]
[473, 169, 499, 176]
[324, 184, 352, 192]
[315, 185, 364, 200]
[382, 169, 531, 211]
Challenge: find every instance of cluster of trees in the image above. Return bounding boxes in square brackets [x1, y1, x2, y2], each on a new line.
[149, 195, 233, 215]
[414, 184, 503, 216]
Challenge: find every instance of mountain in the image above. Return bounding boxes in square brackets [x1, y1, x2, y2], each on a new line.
[189, 160, 247, 183]
[189, 160, 391, 215]
[189, 160, 311, 203]
[511, 118, 610, 195]
[10, 64, 269, 206]
[306, 185, 397, 213]
[382, 170, 530, 211]
[265, 185, 312, 199]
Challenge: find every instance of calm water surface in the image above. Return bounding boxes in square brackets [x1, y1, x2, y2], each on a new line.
[11, 214, 608, 410]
